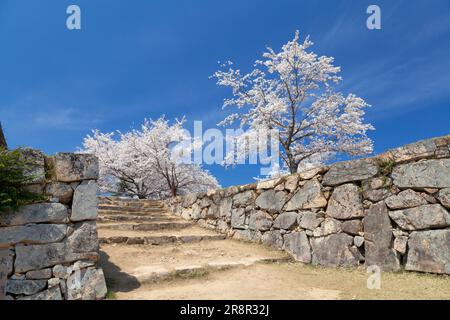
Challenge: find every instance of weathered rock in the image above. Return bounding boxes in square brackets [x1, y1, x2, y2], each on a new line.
[299, 212, 324, 230]
[381, 138, 436, 163]
[198, 197, 211, 209]
[284, 179, 327, 211]
[182, 193, 197, 207]
[284, 175, 299, 192]
[66, 267, 107, 300]
[394, 236, 408, 255]
[0, 224, 67, 246]
[20, 149, 46, 184]
[232, 191, 254, 207]
[71, 180, 98, 222]
[326, 184, 364, 220]
[257, 178, 281, 190]
[354, 236, 365, 247]
[362, 189, 391, 202]
[14, 223, 98, 273]
[362, 177, 392, 190]
[68, 221, 99, 254]
[273, 212, 298, 230]
[385, 189, 428, 209]
[23, 184, 44, 195]
[218, 197, 233, 218]
[406, 230, 450, 274]
[248, 211, 273, 231]
[416, 192, 436, 204]
[26, 268, 53, 280]
[438, 188, 450, 209]
[6, 279, 47, 295]
[48, 278, 61, 288]
[282, 232, 311, 263]
[312, 218, 342, 237]
[255, 190, 286, 213]
[322, 158, 379, 186]
[18, 286, 63, 300]
[230, 208, 246, 229]
[45, 183, 73, 205]
[388, 204, 450, 230]
[310, 233, 359, 267]
[233, 229, 262, 242]
[0, 203, 68, 227]
[52, 265, 71, 279]
[54, 153, 99, 182]
[420, 192, 438, 204]
[298, 167, 326, 180]
[261, 230, 283, 249]
[0, 249, 14, 276]
[364, 202, 400, 271]
[341, 220, 363, 236]
[391, 159, 450, 188]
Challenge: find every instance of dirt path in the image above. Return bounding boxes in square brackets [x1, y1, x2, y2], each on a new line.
[98, 197, 450, 300]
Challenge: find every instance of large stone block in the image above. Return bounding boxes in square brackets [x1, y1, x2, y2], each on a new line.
[45, 182, 73, 205]
[261, 230, 283, 249]
[54, 153, 99, 182]
[282, 232, 311, 263]
[19, 149, 46, 184]
[248, 211, 273, 231]
[71, 180, 98, 222]
[18, 286, 63, 300]
[0, 203, 68, 227]
[230, 208, 246, 229]
[341, 219, 363, 236]
[255, 190, 286, 213]
[298, 212, 324, 230]
[326, 183, 364, 220]
[391, 159, 450, 189]
[232, 191, 255, 207]
[381, 138, 437, 164]
[439, 188, 450, 209]
[273, 212, 299, 230]
[310, 233, 358, 267]
[218, 197, 233, 218]
[66, 267, 107, 300]
[0, 224, 67, 246]
[6, 279, 47, 295]
[322, 158, 379, 186]
[364, 202, 400, 271]
[388, 204, 450, 231]
[14, 222, 98, 273]
[284, 179, 327, 211]
[406, 230, 450, 274]
[312, 218, 341, 237]
[385, 189, 428, 210]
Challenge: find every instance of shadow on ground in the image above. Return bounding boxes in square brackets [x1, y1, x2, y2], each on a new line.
[99, 250, 141, 293]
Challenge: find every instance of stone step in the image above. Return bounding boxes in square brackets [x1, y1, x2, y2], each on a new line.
[100, 239, 291, 286]
[98, 214, 178, 223]
[99, 234, 227, 245]
[98, 224, 223, 238]
[97, 221, 193, 232]
[98, 209, 168, 216]
[98, 205, 165, 212]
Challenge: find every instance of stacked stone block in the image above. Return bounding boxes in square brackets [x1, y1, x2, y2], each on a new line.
[166, 135, 450, 274]
[0, 151, 107, 300]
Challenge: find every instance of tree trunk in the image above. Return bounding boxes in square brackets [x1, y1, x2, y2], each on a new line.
[171, 187, 177, 197]
[0, 122, 7, 149]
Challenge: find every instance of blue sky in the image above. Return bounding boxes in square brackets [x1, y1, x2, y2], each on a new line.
[1, 0, 450, 187]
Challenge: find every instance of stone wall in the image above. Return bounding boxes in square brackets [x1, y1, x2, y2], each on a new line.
[166, 135, 450, 274]
[0, 151, 107, 300]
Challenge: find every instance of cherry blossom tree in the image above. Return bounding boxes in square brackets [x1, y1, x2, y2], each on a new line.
[82, 117, 219, 199]
[212, 31, 374, 174]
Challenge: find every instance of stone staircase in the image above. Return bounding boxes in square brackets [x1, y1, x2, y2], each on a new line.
[97, 197, 291, 297]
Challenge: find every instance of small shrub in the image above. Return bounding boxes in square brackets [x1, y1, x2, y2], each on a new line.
[0, 147, 43, 212]
[377, 158, 395, 176]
